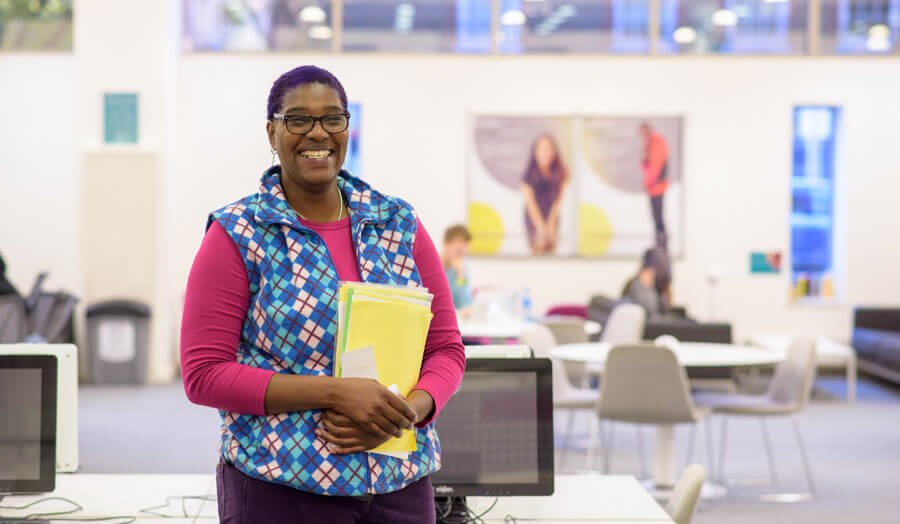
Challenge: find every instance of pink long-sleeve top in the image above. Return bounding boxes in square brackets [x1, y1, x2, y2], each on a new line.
[180, 215, 466, 427]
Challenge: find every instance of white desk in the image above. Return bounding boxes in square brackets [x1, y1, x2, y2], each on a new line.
[460, 320, 602, 340]
[551, 342, 785, 369]
[0, 474, 217, 522]
[550, 342, 784, 489]
[468, 475, 673, 523]
[748, 334, 857, 402]
[1, 474, 670, 524]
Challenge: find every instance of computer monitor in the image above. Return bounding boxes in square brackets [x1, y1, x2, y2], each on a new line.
[432, 357, 554, 503]
[0, 345, 78, 473]
[0, 354, 57, 495]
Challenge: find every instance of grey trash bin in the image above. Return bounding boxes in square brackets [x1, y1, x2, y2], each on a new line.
[86, 300, 151, 384]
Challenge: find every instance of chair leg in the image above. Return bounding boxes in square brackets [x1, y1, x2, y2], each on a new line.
[717, 415, 729, 483]
[563, 409, 575, 450]
[685, 423, 697, 466]
[846, 358, 857, 403]
[703, 418, 716, 478]
[792, 418, 817, 495]
[586, 415, 600, 470]
[759, 417, 779, 485]
[604, 422, 615, 474]
[636, 425, 647, 478]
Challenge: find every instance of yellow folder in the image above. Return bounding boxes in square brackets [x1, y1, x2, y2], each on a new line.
[335, 283, 434, 454]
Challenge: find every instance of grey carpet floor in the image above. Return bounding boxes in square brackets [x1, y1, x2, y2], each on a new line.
[78, 375, 900, 524]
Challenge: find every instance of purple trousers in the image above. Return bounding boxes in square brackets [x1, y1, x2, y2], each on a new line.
[216, 461, 436, 524]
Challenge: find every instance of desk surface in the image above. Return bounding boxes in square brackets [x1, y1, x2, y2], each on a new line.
[552, 342, 785, 368]
[1, 474, 216, 522]
[469, 475, 672, 523]
[1, 474, 670, 523]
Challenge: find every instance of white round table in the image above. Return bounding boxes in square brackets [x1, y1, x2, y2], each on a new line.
[459, 319, 602, 340]
[550, 342, 785, 489]
[551, 342, 785, 369]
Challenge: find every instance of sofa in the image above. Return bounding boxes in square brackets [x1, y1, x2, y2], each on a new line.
[852, 308, 900, 384]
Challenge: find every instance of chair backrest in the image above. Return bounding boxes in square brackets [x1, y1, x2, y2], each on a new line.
[600, 303, 646, 344]
[598, 344, 700, 424]
[665, 464, 705, 524]
[550, 357, 584, 401]
[0, 295, 27, 343]
[544, 304, 588, 319]
[586, 294, 619, 325]
[542, 318, 589, 345]
[767, 337, 817, 409]
[519, 323, 558, 359]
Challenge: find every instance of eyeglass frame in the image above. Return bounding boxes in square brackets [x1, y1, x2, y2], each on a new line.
[272, 112, 351, 135]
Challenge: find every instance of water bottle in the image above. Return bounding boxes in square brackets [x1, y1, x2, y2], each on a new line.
[521, 287, 533, 322]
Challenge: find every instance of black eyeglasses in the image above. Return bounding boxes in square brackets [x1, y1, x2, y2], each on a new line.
[272, 112, 350, 135]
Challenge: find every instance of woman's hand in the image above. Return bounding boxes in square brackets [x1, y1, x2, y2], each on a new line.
[316, 409, 390, 455]
[332, 378, 417, 439]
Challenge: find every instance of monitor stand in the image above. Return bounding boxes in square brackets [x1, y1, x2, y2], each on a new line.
[436, 496, 469, 523]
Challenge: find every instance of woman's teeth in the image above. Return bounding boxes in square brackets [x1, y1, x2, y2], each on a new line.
[300, 150, 331, 159]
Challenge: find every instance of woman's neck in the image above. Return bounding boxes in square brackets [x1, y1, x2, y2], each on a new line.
[282, 176, 345, 222]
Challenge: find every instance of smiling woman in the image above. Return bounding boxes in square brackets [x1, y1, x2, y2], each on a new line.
[180, 65, 466, 523]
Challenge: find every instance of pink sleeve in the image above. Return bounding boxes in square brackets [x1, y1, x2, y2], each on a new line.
[411, 218, 467, 427]
[180, 220, 274, 416]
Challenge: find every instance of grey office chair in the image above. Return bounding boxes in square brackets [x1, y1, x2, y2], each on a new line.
[521, 323, 600, 466]
[0, 295, 27, 343]
[600, 303, 646, 344]
[541, 318, 590, 387]
[693, 337, 817, 501]
[666, 464, 706, 524]
[597, 344, 713, 476]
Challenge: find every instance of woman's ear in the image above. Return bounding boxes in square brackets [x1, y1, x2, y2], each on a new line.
[266, 120, 276, 150]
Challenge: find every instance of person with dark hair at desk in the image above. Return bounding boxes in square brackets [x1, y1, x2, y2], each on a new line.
[180, 65, 465, 523]
[0, 254, 21, 297]
[622, 248, 665, 319]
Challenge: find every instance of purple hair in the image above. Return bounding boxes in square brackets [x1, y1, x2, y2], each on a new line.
[266, 65, 348, 120]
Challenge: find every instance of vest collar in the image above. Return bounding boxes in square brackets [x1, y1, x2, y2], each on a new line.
[254, 166, 398, 228]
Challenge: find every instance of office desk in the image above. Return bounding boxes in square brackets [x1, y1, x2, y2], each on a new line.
[0, 474, 217, 523]
[468, 475, 673, 523]
[1, 474, 670, 523]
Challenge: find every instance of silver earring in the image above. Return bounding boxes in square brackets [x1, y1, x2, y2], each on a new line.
[270, 148, 277, 166]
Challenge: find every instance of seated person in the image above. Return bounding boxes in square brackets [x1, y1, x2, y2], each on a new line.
[622, 248, 665, 319]
[442, 225, 473, 318]
[0, 253, 20, 297]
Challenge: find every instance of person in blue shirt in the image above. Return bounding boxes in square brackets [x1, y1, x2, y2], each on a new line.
[441, 225, 473, 318]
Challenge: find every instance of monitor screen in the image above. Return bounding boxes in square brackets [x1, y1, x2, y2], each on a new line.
[432, 358, 554, 497]
[0, 355, 57, 494]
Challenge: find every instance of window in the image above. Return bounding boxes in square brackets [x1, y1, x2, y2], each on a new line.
[0, 0, 73, 52]
[791, 106, 841, 301]
[498, 0, 650, 54]
[183, 0, 333, 52]
[659, 0, 807, 54]
[342, 0, 492, 53]
[820, 0, 900, 54]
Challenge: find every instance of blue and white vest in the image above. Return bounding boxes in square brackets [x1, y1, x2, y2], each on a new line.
[207, 166, 440, 496]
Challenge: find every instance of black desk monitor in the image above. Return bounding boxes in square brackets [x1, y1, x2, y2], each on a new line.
[0, 355, 57, 497]
[432, 357, 553, 519]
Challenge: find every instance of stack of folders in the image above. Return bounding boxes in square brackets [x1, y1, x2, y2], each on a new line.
[335, 282, 434, 458]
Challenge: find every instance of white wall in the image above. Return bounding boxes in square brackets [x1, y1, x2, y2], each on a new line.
[175, 56, 900, 343]
[0, 55, 79, 301]
[3, 11, 900, 380]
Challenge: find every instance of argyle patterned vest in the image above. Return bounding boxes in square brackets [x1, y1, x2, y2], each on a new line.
[206, 167, 441, 496]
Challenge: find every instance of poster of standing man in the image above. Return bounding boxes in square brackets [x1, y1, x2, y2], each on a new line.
[576, 116, 682, 257]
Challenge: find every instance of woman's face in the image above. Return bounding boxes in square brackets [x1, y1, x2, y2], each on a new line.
[534, 136, 557, 171]
[267, 83, 349, 189]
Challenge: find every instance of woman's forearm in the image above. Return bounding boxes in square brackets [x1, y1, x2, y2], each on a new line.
[264, 374, 339, 415]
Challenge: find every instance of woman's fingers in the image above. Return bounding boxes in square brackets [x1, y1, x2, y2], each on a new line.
[330, 445, 367, 455]
[322, 417, 358, 438]
[385, 395, 417, 429]
[315, 428, 358, 448]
